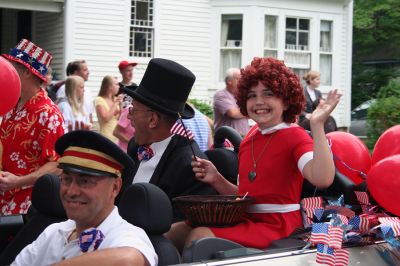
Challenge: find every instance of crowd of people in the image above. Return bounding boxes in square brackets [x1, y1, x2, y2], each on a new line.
[0, 38, 341, 265]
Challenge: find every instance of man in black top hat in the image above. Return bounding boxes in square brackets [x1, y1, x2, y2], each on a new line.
[12, 131, 157, 266]
[124, 58, 215, 222]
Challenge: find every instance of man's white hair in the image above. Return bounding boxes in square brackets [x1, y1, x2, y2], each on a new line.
[224, 68, 240, 84]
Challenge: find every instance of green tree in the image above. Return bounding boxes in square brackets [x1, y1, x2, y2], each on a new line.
[367, 78, 400, 148]
[352, 0, 400, 107]
[188, 98, 213, 118]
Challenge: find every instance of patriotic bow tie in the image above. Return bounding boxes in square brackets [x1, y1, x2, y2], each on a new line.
[79, 228, 105, 253]
[137, 145, 154, 161]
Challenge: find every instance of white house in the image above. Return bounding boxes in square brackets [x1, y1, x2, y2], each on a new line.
[0, 0, 353, 127]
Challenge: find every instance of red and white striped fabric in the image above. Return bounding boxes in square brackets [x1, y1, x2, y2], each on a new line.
[301, 197, 324, 226]
[316, 244, 350, 266]
[4, 38, 52, 82]
[328, 226, 344, 249]
[354, 191, 370, 213]
[354, 191, 369, 205]
[379, 217, 400, 236]
[171, 122, 194, 140]
[301, 197, 324, 209]
[333, 248, 350, 266]
[337, 214, 349, 225]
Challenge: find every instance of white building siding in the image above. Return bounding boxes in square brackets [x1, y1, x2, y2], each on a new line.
[34, 11, 64, 81]
[65, 0, 128, 102]
[155, 0, 213, 100]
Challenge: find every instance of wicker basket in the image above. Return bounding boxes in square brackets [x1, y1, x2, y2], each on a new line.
[173, 195, 254, 227]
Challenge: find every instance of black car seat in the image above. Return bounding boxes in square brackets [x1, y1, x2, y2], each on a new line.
[119, 183, 181, 266]
[205, 126, 242, 184]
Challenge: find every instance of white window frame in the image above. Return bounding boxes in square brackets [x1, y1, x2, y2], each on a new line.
[320, 20, 333, 85]
[219, 14, 243, 81]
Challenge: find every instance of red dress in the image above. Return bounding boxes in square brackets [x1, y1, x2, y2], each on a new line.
[210, 124, 313, 249]
[0, 88, 64, 215]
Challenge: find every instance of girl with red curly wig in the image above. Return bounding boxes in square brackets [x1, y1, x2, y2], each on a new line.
[167, 57, 341, 251]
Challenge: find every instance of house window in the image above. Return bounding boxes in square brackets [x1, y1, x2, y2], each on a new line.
[264, 15, 278, 58]
[285, 17, 311, 80]
[285, 17, 309, 51]
[220, 14, 242, 81]
[320, 20, 333, 85]
[130, 0, 153, 57]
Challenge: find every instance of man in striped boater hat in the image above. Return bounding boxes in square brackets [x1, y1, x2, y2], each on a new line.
[0, 39, 64, 215]
[13, 130, 158, 266]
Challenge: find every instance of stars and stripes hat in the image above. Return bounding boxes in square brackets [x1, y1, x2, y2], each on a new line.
[56, 130, 134, 178]
[1, 38, 52, 82]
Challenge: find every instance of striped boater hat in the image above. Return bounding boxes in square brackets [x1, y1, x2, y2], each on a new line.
[56, 130, 134, 178]
[2, 38, 52, 82]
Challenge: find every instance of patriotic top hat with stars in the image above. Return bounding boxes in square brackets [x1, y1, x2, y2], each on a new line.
[1, 38, 52, 82]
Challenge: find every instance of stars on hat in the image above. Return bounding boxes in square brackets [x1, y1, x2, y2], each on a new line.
[39, 66, 45, 72]
[16, 53, 24, 58]
[28, 57, 34, 64]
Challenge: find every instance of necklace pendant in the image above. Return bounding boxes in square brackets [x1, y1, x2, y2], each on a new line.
[248, 171, 257, 182]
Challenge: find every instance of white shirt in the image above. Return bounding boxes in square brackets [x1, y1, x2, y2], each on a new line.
[12, 207, 158, 266]
[56, 84, 94, 117]
[57, 100, 90, 133]
[306, 86, 317, 102]
[56, 84, 66, 99]
[133, 135, 173, 183]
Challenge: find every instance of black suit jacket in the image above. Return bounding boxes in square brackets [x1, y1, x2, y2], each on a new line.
[127, 135, 215, 221]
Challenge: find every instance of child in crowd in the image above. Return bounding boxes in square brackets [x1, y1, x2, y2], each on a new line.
[58, 75, 91, 132]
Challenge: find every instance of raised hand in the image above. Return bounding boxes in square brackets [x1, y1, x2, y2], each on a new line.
[310, 89, 342, 126]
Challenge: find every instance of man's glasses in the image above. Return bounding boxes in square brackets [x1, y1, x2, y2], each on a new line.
[60, 175, 112, 189]
[128, 107, 154, 116]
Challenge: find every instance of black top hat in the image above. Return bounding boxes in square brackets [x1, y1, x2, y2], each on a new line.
[55, 130, 134, 178]
[123, 58, 195, 119]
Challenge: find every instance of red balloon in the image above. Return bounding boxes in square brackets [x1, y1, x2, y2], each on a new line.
[326, 131, 371, 185]
[372, 125, 400, 165]
[0, 56, 21, 116]
[367, 154, 400, 216]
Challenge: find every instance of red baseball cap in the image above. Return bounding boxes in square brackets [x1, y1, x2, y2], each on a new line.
[118, 60, 138, 71]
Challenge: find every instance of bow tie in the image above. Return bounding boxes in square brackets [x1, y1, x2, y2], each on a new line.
[137, 145, 154, 161]
[79, 228, 105, 253]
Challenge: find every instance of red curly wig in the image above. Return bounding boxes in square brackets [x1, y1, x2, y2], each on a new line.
[236, 57, 305, 123]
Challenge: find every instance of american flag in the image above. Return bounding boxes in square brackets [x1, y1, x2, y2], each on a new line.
[360, 213, 379, 227]
[301, 197, 324, 226]
[379, 217, 400, 236]
[301, 197, 324, 209]
[311, 223, 344, 249]
[311, 223, 329, 245]
[354, 191, 370, 213]
[348, 215, 370, 233]
[334, 248, 350, 266]
[328, 226, 344, 249]
[171, 122, 194, 140]
[379, 217, 400, 224]
[337, 214, 349, 225]
[316, 244, 350, 266]
[354, 191, 369, 205]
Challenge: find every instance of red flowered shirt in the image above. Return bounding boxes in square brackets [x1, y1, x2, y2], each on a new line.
[0, 88, 64, 215]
